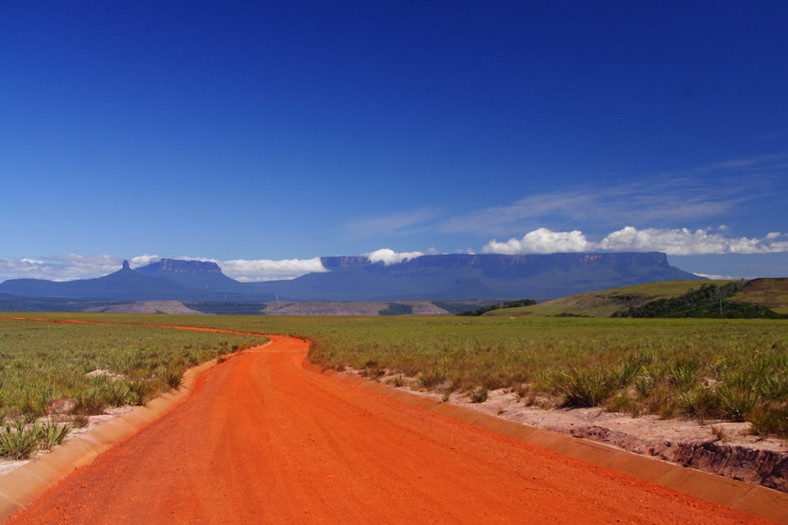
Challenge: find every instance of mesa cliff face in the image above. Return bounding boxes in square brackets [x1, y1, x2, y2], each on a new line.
[322, 252, 671, 269]
[134, 259, 246, 293]
[267, 252, 698, 301]
[136, 259, 223, 274]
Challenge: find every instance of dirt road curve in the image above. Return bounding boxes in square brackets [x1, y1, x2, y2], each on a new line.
[8, 335, 770, 524]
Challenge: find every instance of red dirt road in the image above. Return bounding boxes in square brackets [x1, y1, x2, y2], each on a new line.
[8, 335, 770, 524]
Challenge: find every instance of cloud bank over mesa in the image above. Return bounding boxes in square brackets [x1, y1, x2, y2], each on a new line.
[483, 227, 788, 256]
[365, 248, 424, 265]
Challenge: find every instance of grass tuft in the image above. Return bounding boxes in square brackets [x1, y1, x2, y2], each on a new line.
[0, 418, 42, 459]
[561, 368, 615, 407]
[717, 387, 758, 422]
[40, 419, 71, 450]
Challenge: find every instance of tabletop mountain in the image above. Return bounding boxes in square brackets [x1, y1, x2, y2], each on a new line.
[0, 253, 702, 304]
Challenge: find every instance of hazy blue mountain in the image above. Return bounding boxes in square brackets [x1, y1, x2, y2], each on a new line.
[0, 253, 702, 303]
[0, 260, 255, 301]
[247, 252, 702, 301]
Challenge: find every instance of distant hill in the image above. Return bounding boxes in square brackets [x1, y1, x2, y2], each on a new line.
[487, 278, 788, 318]
[0, 253, 702, 310]
[734, 278, 788, 314]
[490, 280, 722, 317]
[611, 281, 787, 319]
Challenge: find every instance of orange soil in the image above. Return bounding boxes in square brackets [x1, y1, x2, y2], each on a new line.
[6, 333, 771, 524]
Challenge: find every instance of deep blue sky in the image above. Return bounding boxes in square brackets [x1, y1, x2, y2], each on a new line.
[1, 1, 786, 281]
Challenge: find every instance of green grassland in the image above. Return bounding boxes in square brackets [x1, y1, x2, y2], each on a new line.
[1, 312, 786, 439]
[0, 318, 263, 418]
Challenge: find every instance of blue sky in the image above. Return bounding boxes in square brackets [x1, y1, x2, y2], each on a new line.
[1, 1, 786, 282]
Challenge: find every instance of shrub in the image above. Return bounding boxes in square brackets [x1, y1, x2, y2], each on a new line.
[677, 387, 718, 418]
[0, 418, 42, 459]
[613, 360, 640, 387]
[561, 368, 616, 407]
[162, 369, 183, 389]
[747, 404, 787, 437]
[634, 374, 655, 398]
[717, 387, 758, 422]
[667, 360, 699, 391]
[419, 367, 447, 388]
[471, 387, 488, 403]
[77, 395, 106, 416]
[40, 419, 71, 450]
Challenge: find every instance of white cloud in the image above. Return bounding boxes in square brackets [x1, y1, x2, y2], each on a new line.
[482, 227, 788, 256]
[0, 254, 328, 283]
[483, 228, 590, 254]
[694, 273, 738, 280]
[220, 258, 328, 281]
[0, 254, 124, 282]
[598, 226, 788, 255]
[366, 248, 424, 265]
[127, 255, 328, 281]
[128, 254, 162, 268]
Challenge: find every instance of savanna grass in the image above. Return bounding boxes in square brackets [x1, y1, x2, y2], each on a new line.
[0, 316, 262, 419]
[3, 313, 786, 438]
[0, 418, 42, 459]
[184, 314, 787, 437]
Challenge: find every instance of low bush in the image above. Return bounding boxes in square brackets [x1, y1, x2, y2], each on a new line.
[470, 387, 488, 403]
[0, 418, 42, 459]
[40, 419, 71, 450]
[560, 368, 616, 407]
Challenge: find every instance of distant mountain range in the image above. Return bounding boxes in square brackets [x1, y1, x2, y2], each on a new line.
[0, 252, 702, 307]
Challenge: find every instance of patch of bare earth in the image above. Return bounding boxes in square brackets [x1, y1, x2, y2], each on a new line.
[85, 300, 208, 315]
[263, 300, 449, 315]
[361, 370, 787, 493]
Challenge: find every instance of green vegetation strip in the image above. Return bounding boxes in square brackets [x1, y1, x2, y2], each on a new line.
[292, 316, 787, 437]
[2, 313, 786, 442]
[0, 316, 262, 458]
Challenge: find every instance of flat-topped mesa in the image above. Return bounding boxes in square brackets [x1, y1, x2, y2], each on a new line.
[138, 258, 222, 274]
[0, 252, 698, 303]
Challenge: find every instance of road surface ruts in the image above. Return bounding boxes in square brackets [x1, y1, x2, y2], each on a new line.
[8, 334, 768, 524]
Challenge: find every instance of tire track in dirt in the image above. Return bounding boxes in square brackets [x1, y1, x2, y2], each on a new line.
[2, 324, 777, 524]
